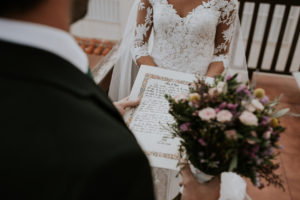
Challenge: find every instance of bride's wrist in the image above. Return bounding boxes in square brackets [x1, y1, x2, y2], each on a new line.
[136, 56, 157, 67]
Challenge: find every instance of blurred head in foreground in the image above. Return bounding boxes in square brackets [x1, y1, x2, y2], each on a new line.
[0, 0, 89, 27]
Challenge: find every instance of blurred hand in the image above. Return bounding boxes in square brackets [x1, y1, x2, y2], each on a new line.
[113, 97, 141, 116]
[180, 164, 220, 200]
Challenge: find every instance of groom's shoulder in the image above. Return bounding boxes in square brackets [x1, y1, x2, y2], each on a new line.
[0, 70, 141, 157]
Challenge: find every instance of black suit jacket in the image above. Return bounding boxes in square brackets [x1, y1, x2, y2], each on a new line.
[0, 41, 154, 200]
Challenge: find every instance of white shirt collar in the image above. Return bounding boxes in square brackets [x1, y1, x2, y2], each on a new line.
[0, 18, 88, 74]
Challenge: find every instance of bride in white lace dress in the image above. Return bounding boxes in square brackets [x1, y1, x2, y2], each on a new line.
[132, 0, 236, 77]
[109, 0, 247, 101]
[109, 0, 248, 199]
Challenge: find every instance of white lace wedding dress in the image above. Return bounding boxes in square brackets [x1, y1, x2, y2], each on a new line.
[132, 0, 238, 75]
[129, 0, 240, 199]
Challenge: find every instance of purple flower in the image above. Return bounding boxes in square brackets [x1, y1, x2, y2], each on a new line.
[180, 123, 191, 132]
[219, 102, 227, 109]
[260, 116, 270, 126]
[236, 85, 247, 93]
[236, 85, 251, 96]
[198, 138, 207, 146]
[260, 96, 270, 105]
[226, 75, 232, 81]
[227, 103, 238, 110]
[215, 108, 220, 113]
[264, 148, 273, 156]
[244, 89, 251, 96]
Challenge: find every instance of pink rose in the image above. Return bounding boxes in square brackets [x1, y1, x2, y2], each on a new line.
[239, 111, 258, 126]
[174, 93, 187, 103]
[199, 107, 216, 121]
[225, 130, 238, 140]
[217, 110, 233, 122]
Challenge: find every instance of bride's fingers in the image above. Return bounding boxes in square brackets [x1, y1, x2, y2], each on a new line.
[120, 96, 130, 103]
[123, 99, 141, 109]
[180, 164, 194, 182]
[207, 176, 221, 187]
[119, 96, 130, 103]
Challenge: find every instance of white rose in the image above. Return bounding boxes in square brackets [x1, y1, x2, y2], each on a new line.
[241, 100, 247, 106]
[251, 99, 264, 111]
[217, 110, 233, 123]
[217, 82, 226, 93]
[199, 107, 216, 121]
[263, 131, 272, 140]
[174, 93, 187, 103]
[246, 104, 256, 112]
[239, 111, 258, 126]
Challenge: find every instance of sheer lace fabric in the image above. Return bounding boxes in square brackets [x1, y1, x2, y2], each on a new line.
[131, 0, 238, 75]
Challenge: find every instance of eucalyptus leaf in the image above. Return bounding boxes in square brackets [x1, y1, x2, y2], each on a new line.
[271, 108, 290, 118]
[268, 99, 279, 107]
[268, 94, 283, 107]
[229, 154, 238, 172]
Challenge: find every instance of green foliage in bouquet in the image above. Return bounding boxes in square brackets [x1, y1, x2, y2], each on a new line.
[166, 74, 288, 190]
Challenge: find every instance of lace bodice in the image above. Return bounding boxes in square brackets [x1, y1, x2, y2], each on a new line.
[131, 0, 238, 75]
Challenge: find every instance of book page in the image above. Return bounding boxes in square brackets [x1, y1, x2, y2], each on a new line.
[125, 66, 196, 171]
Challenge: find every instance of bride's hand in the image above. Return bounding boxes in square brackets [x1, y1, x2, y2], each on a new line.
[180, 164, 220, 200]
[137, 56, 157, 67]
[206, 61, 225, 78]
[113, 97, 140, 116]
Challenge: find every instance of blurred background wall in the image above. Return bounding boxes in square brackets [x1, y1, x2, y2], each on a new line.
[71, 0, 134, 40]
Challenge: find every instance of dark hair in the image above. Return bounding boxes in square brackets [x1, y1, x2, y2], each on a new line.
[0, 0, 43, 16]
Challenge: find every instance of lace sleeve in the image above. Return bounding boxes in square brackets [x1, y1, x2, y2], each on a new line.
[212, 0, 238, 68]
[131, 0, 154, 64]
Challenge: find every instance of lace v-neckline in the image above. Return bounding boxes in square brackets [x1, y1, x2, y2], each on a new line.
[164, 0, 214, 20]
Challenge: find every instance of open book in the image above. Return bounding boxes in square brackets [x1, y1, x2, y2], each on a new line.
[124, 66, 196, 171]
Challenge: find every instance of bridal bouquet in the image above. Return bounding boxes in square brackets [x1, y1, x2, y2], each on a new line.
[166, 74, 288, 189]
